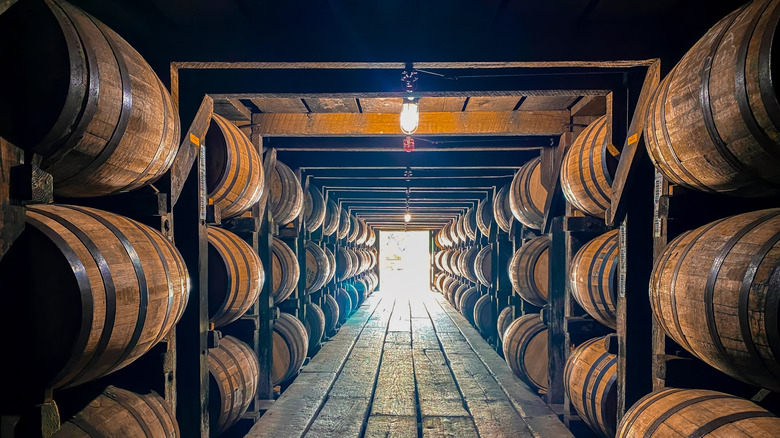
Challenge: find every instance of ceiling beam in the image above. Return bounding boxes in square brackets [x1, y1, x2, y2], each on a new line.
[317, 177, 509, 189]
[277, 150, 538, 169]
[251, 111, 569, 136]
[306, 168, 515, 178]
[265, 136, 556, 152]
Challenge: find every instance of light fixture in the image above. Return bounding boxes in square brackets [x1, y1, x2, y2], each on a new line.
[404, 187, 411, 223]
[404, 212, 411, 223]
[400, 97, 419, 134]
[400, 67, 419, 135]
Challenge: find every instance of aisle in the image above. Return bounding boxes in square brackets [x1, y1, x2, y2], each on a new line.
[247, 290, 571, 438]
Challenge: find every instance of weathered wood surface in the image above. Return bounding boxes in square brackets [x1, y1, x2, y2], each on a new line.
[250, 111, 570, 136]
[248, 290, 570, 437]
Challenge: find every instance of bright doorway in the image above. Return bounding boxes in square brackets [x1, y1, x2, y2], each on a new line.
[379, 231, 431, 295]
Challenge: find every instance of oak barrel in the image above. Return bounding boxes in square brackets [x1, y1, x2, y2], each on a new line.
[322, 200, 340, 236]
[354, 278, 371, 303]
[304, 184, 326, 232]
[453, 284, 470, 311]
[347, 214, 360, 243]
[502, 314, 548, 392]
[493, 182, 514, 233]
[302, 303, 325, 356]
[497, 307, 513, 342]
[269, 160, 303, 226]
[651, 208, 780, 391]
[272, 313, 308, 386]
[458, 246, 480, 284]
[335, 247, 353, 281]
[476, 198, 493, 237]
[208, 227, 264, 328]
[324, 247, 337, 283]
[344, 283, 361, 312]
[206, 114, 264, 218]
[53, 386, 179, 437]
[510, 157, 548, 230]
[323, 294, 340, 337]
[337, 209, 350, 240]
[564, 336, 617, 438]
[335, 287, 353, 325]
[474, 245, 493, 287]
[508, 235, 549, 307]
[473, 294, 497, 338]
[304, 242, 330, 293]
[561, 115, 615, 218]
[570, 229, 618, 330]
[0, 204, 189, 390]
[459, 287, 480, 325]
[644, 0, 780, 197]
[208, 336, 259, 435]
[272, 237, 300, 304]
[617, 388, 780, 437]
[464, 208, 478, 241]
[0, 0, 180, 197]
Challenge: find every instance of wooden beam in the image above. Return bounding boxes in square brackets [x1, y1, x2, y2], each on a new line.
[213, 97, 250, 121]
[607, 60, 661, 226]
[570, 95, 607, 117]
[276, 150, 539, 169]
[250, 111, 569, 136]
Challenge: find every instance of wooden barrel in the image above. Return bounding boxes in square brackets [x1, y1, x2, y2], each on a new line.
[439, 223, 453, 247]
[337, 209, 350, 240]
[272, 313, 307, 386]
[324, 247, 337, 283]
[617, 388, 780, 438]
[474, 294, 497, 338]
[302, 303, 325, 356]
[434, 251, 445, 271]
[335, 247, 353, 281]
[502, 314, 548, 392]
[208, 227, 264, 327]
[356, 219, 369, 246]
[304, 242, 330, 293]
[323, 294, 340, 337]
[508, 235, 549, 307]
[304, 184, 326, 232]
[564, 337, 617, 438]
[354, 278, 370, 303]
[476, 198, 493, 237]
[475, 245, 493, 287]
[208, 336, 259, 435]
[434, 273, 446, 294]
[322, 200, 340, 236]
[344, 283, 360, 312]
[458, 246, 480, 283]
[449, 219, 461, 246]
[269, 160, 303, 226]
[569, 230, 618, 330]
[449, 249, 463, 277]
[365, 271, 378, 292]
[335, 288, 353, 325]
[347, 214, 360, 243]
[0, 0, 180, 198]
[464, 208, 478, 241]
[493, 182, 514, 233]
[366, 227, 376, 246]
[456, 214, 468, 243]
[272, 237, 300, 304]
[53, 386, 179, 437]
[645, 1, 780, 197]
[510, 157, 548, 230]
[205, 114, 264, 218]
[651, 208, 780, 391]
[560, 116, 615, 218]
[459, 287, 480, 325]
[497, 307, 513, 342]
[439, 250, 452, 274]
[0, 204, 188, 390]
[453, 284, 470, 310]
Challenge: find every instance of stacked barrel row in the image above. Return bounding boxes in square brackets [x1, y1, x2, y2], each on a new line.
[0, 0, 197, 434]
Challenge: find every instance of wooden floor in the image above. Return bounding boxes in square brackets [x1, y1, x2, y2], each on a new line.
[247, 290, 572, 438]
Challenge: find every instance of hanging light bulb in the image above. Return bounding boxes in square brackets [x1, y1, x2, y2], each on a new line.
[404, 212, 411, 223]
[400, 97, 419, 134]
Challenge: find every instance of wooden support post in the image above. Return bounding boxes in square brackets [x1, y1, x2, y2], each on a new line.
[615, 144, 655, 421]
[256, 209, 275, 405]
[174, 133, 210, 437]
[546, 217, 566, 408]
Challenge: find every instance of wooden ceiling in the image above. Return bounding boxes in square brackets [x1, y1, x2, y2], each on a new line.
[204, 68, 609, 230]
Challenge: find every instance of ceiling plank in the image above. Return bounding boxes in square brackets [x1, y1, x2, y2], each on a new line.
[276, 149, 538, 168]
[250, 97, 309, 113]
[465, 96, 521, 112]
[213, 98, 251, 121]
[518, 95, 579, 111]
[358, 97, 403, 113]
[252, 110, 569, 136]
[570, 95, 608, 117]
[418, 97, 468, 112]
[303, 97, 359, 113]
